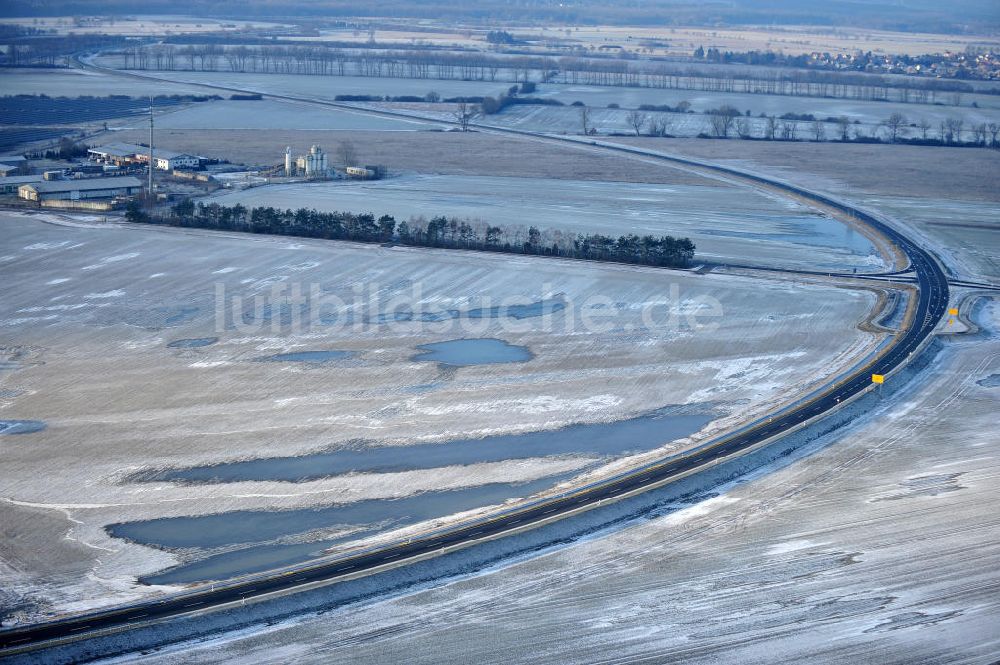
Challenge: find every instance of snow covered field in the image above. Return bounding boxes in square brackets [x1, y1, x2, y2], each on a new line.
[122, 299, 999, 665]
[482, 101, 1000, 141]
[210, 174, 882, 272]
[152, 99, 439, 131]
[0, 67, 209, 98]
[89, 64, 514, 102]
[0, 211, 881, 620]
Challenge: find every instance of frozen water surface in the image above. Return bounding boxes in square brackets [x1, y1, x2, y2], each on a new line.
[0, 420, 46, 435]
[167, 337, 218, 348]
[110, 475, 571, 584]
[142, 408, 715, 484]
[411, 338, 533, 366]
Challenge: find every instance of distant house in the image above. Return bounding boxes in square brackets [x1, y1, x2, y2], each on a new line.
[149, 149, 200, 171]
[19, 176, 143, 202]
[0, 174, 43, 195]
[345, 166, 376, 179]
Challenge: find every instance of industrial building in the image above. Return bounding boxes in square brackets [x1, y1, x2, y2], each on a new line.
[88, 143, 199, 171]
[0, 174, 43, 195]
[144, 149, 200, 172]
[18, 176, 143, 202]
[87, 143, 139, 167]
[285, 145, 328, 177]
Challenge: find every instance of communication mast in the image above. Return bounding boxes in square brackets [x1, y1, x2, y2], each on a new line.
[147, 96, 154, 204]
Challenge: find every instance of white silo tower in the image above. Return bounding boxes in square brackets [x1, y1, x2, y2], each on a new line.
[284, 146, 292, 176]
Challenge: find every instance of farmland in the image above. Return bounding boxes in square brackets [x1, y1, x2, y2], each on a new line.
[0, 210, 880, 619]
[209, 174, 881, 272]
[0, 8, 998, 663]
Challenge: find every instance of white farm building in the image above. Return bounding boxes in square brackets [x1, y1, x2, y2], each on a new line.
[88, 143, 200, 171]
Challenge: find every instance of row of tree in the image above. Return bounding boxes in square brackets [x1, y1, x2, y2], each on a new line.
[112, 44, 982, 108]
[591, 105, 1000, 147]
[130, 201, 695, 268]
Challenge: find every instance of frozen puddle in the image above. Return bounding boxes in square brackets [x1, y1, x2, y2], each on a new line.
[140, 408, 715, 484]
[121, 408, 714, 582]
[167, 337, 218, 348]
[110, 475, 570, 585]
[0, 420, 46, 435]
[412, 338, 532, 366]
[699, 216, 876, 256]
[256, 350, 353, 363]
[976, 374, 1000, 388]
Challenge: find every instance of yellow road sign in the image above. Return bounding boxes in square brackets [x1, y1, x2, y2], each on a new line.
[949, 307, 958, 316]
[872, 374, 885, 384]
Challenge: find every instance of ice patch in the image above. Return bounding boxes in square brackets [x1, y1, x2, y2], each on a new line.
[212, 267, 239, 274]
[767, 539, 828, 556]
[84, 289, 125, 299]
[2, 315, 58, 326]
[46, 278, 71, 285]
[81, 252, 140, 270]
[657, 495, 741, 527]
[24, 241, 76, 250]
[420, 394, 622, 416]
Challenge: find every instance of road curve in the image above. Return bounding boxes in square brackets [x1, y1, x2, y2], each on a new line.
[0, 61, 951, 657]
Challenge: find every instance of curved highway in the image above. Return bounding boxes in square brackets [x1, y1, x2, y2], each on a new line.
[0, 60, 951, 657]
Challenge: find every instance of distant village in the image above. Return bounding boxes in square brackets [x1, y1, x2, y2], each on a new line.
[693, 46, 1000, 81]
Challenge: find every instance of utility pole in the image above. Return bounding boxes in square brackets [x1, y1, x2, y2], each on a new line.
[147, 96, 154, 207]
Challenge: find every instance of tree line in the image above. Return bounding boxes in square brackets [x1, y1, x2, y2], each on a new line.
[129, 200, 696, 268]
[110, 43, 984, 108]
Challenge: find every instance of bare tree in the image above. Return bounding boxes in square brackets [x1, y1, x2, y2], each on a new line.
[779, 118, 798, 140]
[988, 122, 1000, 148]
[885, 112, 907, 143]
[626, 110, 647, 136]
[337, 140, 358, 167]
[647, 116, 674, 137]
[944, 118, 964, 144]
[810, 119, 826, 141]
[835, 116, 851, 141]
[971, 123, 988, 146]
[917, 118, 932, 140]
[764, 115, 778, 141]
[453, 102, 473, 131]
[707, 105, 739, 138]
[734, 115, 753, 139]
[579, 105, 592, 135]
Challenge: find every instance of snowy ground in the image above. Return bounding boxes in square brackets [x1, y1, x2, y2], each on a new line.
[151, 99, 440, 132]
[480, 102, 1000, 142]
[115, 298, 1000, 665]
[88, 65, 515, 102]
[39, 130, 990, 665]
[0, 211, 881, 621]
[209, 174, 883, 272]
[0, 68, 209, 98]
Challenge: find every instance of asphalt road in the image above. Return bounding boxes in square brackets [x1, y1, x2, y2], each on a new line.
[0, 63, 951, 657]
